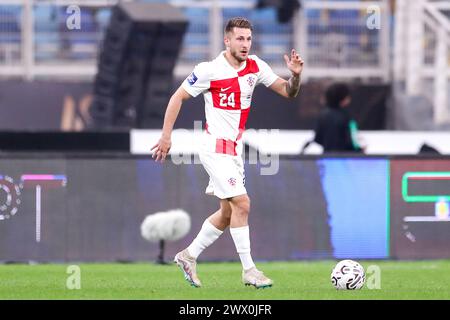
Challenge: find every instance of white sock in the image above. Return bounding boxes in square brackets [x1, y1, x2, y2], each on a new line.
[187, 219, 223, 259]
[230, 226, 255, 271]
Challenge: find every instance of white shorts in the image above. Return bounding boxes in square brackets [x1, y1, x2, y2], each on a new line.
[199, 145, 247, 200]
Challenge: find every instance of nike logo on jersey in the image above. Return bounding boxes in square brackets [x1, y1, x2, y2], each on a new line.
[220, 86, 232, 92]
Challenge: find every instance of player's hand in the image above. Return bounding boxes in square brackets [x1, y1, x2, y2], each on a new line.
[151, 135, 171, 162]
[283, 49, 304, 77]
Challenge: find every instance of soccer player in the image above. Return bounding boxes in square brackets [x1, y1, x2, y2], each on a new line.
[151, 17, 303, 288]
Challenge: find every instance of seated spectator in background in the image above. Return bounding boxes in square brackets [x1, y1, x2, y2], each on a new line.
[314, 83, 364, 153]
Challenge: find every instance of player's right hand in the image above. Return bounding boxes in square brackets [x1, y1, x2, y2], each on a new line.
[151, 136, 172, 162]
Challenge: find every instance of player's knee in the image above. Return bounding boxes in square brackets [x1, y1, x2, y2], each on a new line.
[244, 197, 251, 214]
[234, 196, 250, 216]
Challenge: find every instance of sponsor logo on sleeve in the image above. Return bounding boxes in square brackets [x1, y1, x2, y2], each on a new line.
[187, 72, 198, 86]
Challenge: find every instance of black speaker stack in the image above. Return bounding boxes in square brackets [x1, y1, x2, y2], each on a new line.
[89, 2, 188, 129]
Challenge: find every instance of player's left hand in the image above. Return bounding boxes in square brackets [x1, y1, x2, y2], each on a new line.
[284, 49, 304, 77]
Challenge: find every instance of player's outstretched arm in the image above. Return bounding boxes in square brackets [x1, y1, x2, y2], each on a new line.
[151, 86, 192, 162]
[269, 49, 304, 98]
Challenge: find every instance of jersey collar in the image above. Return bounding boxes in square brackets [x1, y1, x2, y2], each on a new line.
[219, 50, 247, 73]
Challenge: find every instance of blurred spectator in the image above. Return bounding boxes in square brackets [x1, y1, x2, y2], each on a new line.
[313, 83, 364, 153]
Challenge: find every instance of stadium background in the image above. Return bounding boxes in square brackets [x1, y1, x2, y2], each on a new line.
[0, 0, 449, 265]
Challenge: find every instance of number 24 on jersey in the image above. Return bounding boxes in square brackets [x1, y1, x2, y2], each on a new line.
[219, 92, 235, 108]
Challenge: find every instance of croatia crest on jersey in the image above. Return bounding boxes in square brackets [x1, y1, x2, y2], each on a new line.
[247, 76, 255, 87]
[187, 72, 198, 85]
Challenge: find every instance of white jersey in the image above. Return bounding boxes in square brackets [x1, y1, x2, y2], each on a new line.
[182, 51, 278, 156]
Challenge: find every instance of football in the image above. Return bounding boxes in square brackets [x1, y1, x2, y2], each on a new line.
[331, 259, 365, 290]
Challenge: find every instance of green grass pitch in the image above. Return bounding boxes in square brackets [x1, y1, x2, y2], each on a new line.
[1, 260, 450, 299]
